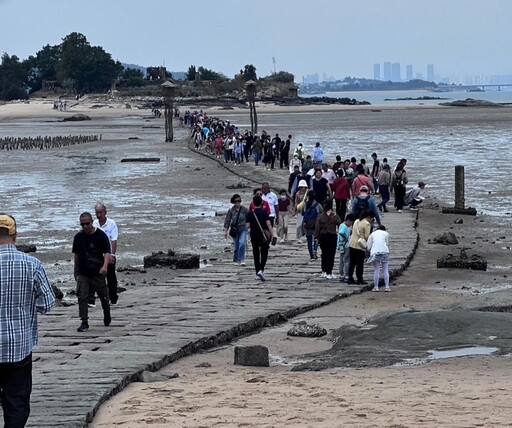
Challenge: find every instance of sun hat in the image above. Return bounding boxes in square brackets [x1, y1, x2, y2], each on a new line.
[298, 179, 308, 188]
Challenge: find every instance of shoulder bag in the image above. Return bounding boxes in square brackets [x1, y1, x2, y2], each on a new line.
[253, 209, 272, 242]
[356, 220, 367, 250]
[229, 208, 241, 238]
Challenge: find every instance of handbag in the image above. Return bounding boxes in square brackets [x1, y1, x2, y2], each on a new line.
[253, 209, 272, 242]
[356, 221, 367, 250]
[228, 208, 241, 238]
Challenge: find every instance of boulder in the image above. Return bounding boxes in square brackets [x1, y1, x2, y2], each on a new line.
[287, 323, 327, 337]
[437, 249, 487, 271]
[432, 232, 458, 245]
[16, 244, 37, 253]
[62, 114, 91, 122]
[143, 250, 200, 269]
[234, 345, 269, 367]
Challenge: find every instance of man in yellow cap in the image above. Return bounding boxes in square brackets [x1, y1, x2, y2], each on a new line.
[0, 214, 55, 427]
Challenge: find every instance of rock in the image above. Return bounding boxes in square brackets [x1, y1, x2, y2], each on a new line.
[117, 265, 147, 273]
[287, 323, 328, 337]
[433, 232, 458, 245]
[143, 251, 200, 269]
[441, 206, 477, 215]
[139, 371, 179, 382]
[234, 345, 269, 367]
[51, 284, 64, 300]
[15, 244, 37, 253]
[62, 114, 91, 122]
[437, 250, 487, 271]
[454, 217, 463, 224]
[195, 362, 212, 368]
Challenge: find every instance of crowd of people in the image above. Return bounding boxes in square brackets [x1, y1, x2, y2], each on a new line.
[0, 134, 100, 150]
[199, 113, 427, 288]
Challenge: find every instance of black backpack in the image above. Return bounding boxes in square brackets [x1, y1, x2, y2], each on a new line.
[353, 196, 370, 217]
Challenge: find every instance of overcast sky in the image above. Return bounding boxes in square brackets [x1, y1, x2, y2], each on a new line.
[1, 0, 510, 82]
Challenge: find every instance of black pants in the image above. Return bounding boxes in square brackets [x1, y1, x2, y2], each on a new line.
[89, 261, 118, 304]
[348, 247, 366, 282]
[335, 198, 347, 221]
[319, 233, 337, 274]
[0, 353, 32, 428]
[394, 185, 406, 210]
[251, 239, 270, 273]
[279, 151, 289, 168]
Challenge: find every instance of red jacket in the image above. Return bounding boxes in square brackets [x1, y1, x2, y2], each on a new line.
[332, 177, 350, 199]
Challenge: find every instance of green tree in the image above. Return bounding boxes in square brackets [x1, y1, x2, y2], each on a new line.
[0, 53, 29, 100]
[25, 44, 60, 92]
[120, 67, 145, 87]
[186, 65, 197, 81]
[270, 71, 294, 83]
[57, 32, 122, 92]
[197, 66, 226, 81]
[242, 64, 257, 81]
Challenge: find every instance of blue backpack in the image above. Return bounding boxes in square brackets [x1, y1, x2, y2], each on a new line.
[303, 203, 319, 230]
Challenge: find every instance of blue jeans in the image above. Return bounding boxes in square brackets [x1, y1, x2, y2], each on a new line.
[235, 152, 242, 165]
[233, 229, 247, 262]
[379, 184, 390, 210]
[223, 149, 231, 163]
[306, 234, 318, 258]
[339, 249, 350, 278]
[254, 152, 261, 166]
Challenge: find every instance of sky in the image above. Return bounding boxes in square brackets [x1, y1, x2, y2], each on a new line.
[1, 0, 511, 83]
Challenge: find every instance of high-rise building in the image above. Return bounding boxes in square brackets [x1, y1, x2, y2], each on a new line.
[373, 63, 381, 80]
[427, 64, 434, 82]
[383, 62, 392, 81]
[406, 64, 413, 81]
[391, 63, 401, 82]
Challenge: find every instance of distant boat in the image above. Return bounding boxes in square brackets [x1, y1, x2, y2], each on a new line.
[467, 88, 485, 92]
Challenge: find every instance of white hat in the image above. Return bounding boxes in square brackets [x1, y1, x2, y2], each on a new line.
[298, 179, 308, 188]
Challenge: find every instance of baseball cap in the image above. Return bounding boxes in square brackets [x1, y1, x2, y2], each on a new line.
[360, 185, 369, 192]
[0, 214, 16, 236]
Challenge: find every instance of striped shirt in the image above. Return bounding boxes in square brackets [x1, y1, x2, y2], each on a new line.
[0, 244, 55, 363]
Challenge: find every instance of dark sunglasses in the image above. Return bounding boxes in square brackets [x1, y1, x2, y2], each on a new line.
[234, 199, 242, 203]
[80, 222, 91, 226]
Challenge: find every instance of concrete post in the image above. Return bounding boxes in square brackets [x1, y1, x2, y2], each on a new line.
[455, 165, 465, 209]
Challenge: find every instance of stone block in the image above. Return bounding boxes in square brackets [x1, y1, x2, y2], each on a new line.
[234, 345, 269, 367]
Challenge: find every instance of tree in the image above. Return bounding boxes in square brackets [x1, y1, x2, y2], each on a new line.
[186, 65, 197, 81]
[56, 32, 122, 92]
[120, 67, 145, 87]
[242, 64, 257, 81]
[25, 44, 60, 92]
[269, 71, 294, 83]
[197, 66, 226, 81]
[0, 53, 29, 100]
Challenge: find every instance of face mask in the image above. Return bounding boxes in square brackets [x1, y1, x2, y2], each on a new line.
[280, 195, 287, 200]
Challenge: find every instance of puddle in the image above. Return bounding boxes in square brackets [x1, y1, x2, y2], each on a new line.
[270, 354, 314, 367]
[395, 346, 499, 367]
[428, 346, 499, 360]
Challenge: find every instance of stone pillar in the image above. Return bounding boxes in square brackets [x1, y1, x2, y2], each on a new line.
[455, 165, 465, 209]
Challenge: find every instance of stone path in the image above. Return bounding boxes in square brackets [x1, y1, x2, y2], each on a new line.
[22, 147, 418, 428]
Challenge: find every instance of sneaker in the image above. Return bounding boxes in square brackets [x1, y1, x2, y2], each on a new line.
[271, 237, 277, 246]
[321, 272, 327, 278]
[104, 310, 111, 327]
[385, 287, 391, 292]
[372, 287, 379, 292]
[313, 252, 318, 260]
[240, 261, 246, 266]
[398, 210, 402, 213]
[257, 270, 266, 281]
[87, 302, 96, 308]
[328, 274, 337, 280]
[410, 207, 418, 211]
[233, 262, 240, 266]
[279, 239, 285, 243]
[339, 277, 347, 283]
[310, 258, 315, 262]
[347, 278, 355, 284]
[77, 321, 89, 332]
[254, 275, 260, 280]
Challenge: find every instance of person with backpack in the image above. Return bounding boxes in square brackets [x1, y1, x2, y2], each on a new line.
[391, 161, 408, 212]
[337, 213, 355, 283]
[302, 190, 323, 261]
[347, 210, 374, 285]
[351, 186, 381, 227]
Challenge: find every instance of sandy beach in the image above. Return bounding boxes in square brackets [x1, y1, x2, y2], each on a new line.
[1, 97, 512, 427]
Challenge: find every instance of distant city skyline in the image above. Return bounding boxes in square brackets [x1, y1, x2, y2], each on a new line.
[1, 0, 511, 85]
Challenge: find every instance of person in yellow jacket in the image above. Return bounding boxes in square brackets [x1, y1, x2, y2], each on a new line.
[347, 210, 374, 285]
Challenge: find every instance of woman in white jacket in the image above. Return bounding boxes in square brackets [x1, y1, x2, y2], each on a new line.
[367, 225, 390, 292]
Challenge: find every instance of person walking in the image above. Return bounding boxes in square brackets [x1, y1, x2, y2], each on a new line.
[337, 213, 355, 282]
[276, 189, 293, 243]
[246, 196, 273, 281]
[315, 199, 341, 279]
[72, 212, 112, 332]
[377, 164, 392, 212]
[332, 168, 351, 221]
[89, 203, 119, 306]
[302, 190, 323, 261]
[224, 194, 249, 265]
[280, 135, 291, 169]
[347, 210, 373, 285]
[367, 225, 390, 292]
[0, 214, 55, 427]
[293, 180, 309, 242]
[261, 182, 279, 245]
